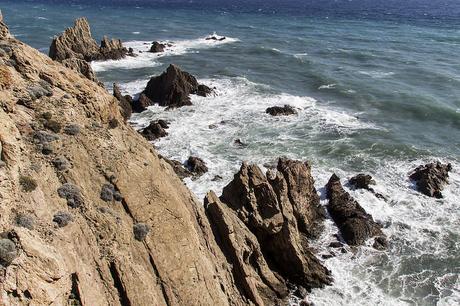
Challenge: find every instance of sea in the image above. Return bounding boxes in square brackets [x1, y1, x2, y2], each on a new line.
[1, 0, 459, 305]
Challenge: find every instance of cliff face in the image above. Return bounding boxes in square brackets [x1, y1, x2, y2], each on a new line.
[0, 18, 244, 306]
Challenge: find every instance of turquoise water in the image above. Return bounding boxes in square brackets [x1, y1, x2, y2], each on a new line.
[2, 1, 459, 305]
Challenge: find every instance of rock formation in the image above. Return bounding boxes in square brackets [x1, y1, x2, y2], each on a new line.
[112, 83, 132, 120]
[150, 41, 166, 53]
[0, 17, 252, 306]
[349, 173, 386, 200]
[142, 64, 213, 108]
[205, 158, 332, 304]
[266, 105, 298, 116]
[326, 174, 387, 248]
[409, 162, 452, 198]
[140, 120, 169, 141]
[132, 93, 154, 113]
[49, 17, 127, 62]
[186, 156, 208, 176]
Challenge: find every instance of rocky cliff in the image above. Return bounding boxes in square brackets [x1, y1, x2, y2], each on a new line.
[0, 17, 246, 306]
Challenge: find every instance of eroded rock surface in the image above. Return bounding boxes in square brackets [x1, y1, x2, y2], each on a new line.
[266, 105, 298, 116]
[143, 64, 212, 108]
[205, 158, 332, 305]
[326, 174, 387, 248]
[409, 162, 452, 198]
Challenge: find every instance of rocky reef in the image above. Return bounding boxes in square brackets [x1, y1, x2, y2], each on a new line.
[409, 162, 452, 198]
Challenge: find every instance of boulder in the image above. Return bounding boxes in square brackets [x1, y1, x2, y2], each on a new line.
[266, 105, 298, 116]
[49, 18, 127, 62]
[113, 83, 132, 120]
[140, 120, 169, 141]
[349, 173, 386, 200]
[159, 155, 192, 180]
[326, 174, 387, 248]
[214, 159, 332, 292]
[132, 93, 154, 113]
[149, 41, 165, 53]
[142, 64, 212, 108]
[409, 162, 452, 198]
[186, 156, 208, 176]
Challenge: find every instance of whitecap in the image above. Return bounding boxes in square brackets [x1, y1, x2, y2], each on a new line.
[358, 70, 395, 78]
[319, 84, 336, 90]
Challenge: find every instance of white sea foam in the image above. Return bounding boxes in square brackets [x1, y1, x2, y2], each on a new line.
[358, 70, 396, 78]
[127, 74, 459, 305]
[319, 84, 336, 90]
[91, 34, 239, 72]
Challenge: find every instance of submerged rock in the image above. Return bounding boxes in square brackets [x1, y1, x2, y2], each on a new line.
[142, 64, 213, 108]
[266, 105, 298, 116]
[409, 162, 452, 198]
[326, 174, 387, 248]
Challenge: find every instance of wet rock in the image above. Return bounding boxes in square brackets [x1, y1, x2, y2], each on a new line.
[373, 236, 389, 250]
[0, 238, 17, 267]
[349, 174, 375, 190]
[196, 84, 213, 97]
[149, 41, 165, 53]
[186, 156, 208, 176]
[326, 174, 386, 247]
[142, 64, 212, 109]
[113, 83, 132, 120]
[57, 183, 84, 208]
[132, 93, 153, 113]
[266, 105, 298, 116]
[205, 35, 226, 41]
[211, 175, 223, 181]
[140, 120, 169, 141]
[53, 211, 73, 227]
[49, 18, 127, 62]
[328, 241, 344, 248]
[409, 162, 452, 198]
[233, 139, 248, 148]
[133, 223, 150, 241]
[216, 159, 332, 292]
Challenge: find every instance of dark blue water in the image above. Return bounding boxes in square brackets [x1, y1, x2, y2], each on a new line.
[1, 1, 459, 305]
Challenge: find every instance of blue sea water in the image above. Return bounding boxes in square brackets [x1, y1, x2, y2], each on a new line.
[1, 0, 459, 305]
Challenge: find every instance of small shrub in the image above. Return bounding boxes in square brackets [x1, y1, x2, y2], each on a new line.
[0, 238, 17, 267]
[53, 211, 73, 227]
[19, 175, 37, 192]
[57, 183, 83, 208]
[64, 124, 81, 136]
[44, 119, 62, 133]
[41, 143, 53, 155]
[52, 156, 70, 171]
[113, 191, 123, 202]
[15, 213, 34, 230]
[133, 223, 150, 241]
[100, 184, 115, 202]
[41, 112, 53, 120]
[108, 118, 119, 129]
[33, 130, 59, 144]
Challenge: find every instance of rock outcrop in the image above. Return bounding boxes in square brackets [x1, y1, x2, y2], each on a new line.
[326, 174, 387, 248]
[0, 17, 252, 306]
[49, 18, 127, 62]
[349, 173, 386, 200]
[205, 158, 332, 304]
[112, 83, 132, 120]
[140, 120, 169, 141]
[186, 156, 208, 177]
[142, 64, 212, 108]
[409, 162, 452, 198]
[132, 93, 154, 113]
[150, 41, 166, 53]
[266, 105, 297, 116]
[61, 57, 99, 83]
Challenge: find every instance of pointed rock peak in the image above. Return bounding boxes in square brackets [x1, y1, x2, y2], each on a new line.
[327, 173, 341, 185]
[0, 10, 11, 39]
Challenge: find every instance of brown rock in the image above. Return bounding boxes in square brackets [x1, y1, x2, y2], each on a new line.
[140, 120, 169, 141]
[143, 64, 212, 108]
[266, 105, 298, 116]
[49, 18, 127, 62]
[113, 83, 132, 120]
[186, 156, 208, 176]
[61, 58, 99, 83]
[217, 159, 332, 291]
[326, 174, 387, 247]
[409, 162, 452, 198]
[159, 155, 192, 180]
[132, 93, 154, 113]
